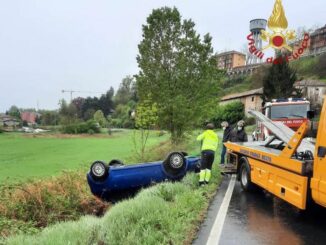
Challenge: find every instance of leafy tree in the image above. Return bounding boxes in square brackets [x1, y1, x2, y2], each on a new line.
[263, 55, 301, 102]
[111, 101, 135, 128]
[213, 102, 244, 127]
[40, 110, 59, 126]
[136, 7, 221, 143]
[7, 105, 21, 119]
[98, 89, 115, 116]
[81, 88, 114, 119]
[71, 97, 85, 119]
[93, 110, 107, 127]
[83, 108, 96, 121]
[82, 97, 99, 120]
[114, 76, 137, 105]
[133, 100, 158, 161]
[135, 100, 158, 129]
[250, 65, 270, 89]
[58, 99, 78, 125]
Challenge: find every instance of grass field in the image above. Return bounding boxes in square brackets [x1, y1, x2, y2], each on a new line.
[0, 131, 168, 183]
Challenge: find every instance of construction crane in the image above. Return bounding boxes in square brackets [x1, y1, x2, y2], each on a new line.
[61, 90, 103, 101]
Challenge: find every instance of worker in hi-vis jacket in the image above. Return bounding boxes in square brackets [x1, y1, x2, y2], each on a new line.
[196, 123, 219, 186]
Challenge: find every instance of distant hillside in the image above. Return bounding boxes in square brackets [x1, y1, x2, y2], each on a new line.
[221, 76, 253, 96]
[291, 55, 326, 81]
[221, 54, 326, 96]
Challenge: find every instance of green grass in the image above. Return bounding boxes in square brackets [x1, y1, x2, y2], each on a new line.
[0, 131, 168, 183]
[290, 56, 319, 78]
[221, 76, 252, 96]
[245, 125, 256, 134]
[4, 169, 221, 245]
[223, 82, 252, 95]
[319, 78, 326, 82]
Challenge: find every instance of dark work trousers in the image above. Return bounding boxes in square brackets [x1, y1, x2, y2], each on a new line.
[200, 150, 215, 170]
[220, 145, 227, 164]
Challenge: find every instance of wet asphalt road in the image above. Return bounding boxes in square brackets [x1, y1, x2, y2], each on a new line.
[194, 176, 326, 245]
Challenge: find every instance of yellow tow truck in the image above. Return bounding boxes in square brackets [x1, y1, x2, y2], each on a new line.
[225, 97, 326, 210]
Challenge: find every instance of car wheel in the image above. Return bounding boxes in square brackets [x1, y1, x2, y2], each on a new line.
[163, 152, 186, 177]
[239, 157, 256, 192]
[108, 159, 124, 167]
[90, 161, 108, 181]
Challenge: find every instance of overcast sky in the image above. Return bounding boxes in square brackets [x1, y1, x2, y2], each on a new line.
[0, 0, 325, 112]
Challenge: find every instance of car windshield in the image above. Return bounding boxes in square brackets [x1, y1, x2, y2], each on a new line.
[271, 104, 309, 119]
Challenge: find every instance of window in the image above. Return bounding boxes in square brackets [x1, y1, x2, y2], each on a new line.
[270, 104, 310, 119]
[252, 96, 255, 102]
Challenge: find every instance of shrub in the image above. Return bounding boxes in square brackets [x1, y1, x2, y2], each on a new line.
[0, 171, 109, 238]
[61, 120, 100, 134]
[213, 101, 245, 127]
[157, 130, 166, 137]
[245, 116, 256, 126]
[93, 110, 107, 127]
[0, 217, 38, 238]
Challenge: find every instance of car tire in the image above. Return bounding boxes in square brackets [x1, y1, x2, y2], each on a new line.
[108, 159, 124, 167]
[239, 157, 256, 192]
[163, 152, 186, 177]
[90, 161, 108, 182]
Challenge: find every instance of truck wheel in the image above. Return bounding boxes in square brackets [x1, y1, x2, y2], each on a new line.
[108, 159, 124, 167]
[239, 157, 256, 191]
[90, 161, 108, 182]
[163, 152, 186, 177]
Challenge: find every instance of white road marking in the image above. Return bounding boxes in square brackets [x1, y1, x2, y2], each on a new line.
[206, 175, 236, 245]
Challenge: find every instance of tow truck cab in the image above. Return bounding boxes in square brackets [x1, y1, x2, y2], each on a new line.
[225, 97, 326, 210]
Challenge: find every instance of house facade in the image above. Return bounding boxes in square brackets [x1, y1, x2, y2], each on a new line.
[21, 111, 39, 125]
[295, 80, 326, 111]
[0, 114, 20, 127]
[310, 25, 326, 55]
[220, 88, 264, 116]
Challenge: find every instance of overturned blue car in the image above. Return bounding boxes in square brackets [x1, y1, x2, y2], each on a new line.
[87, 152, 200, 201]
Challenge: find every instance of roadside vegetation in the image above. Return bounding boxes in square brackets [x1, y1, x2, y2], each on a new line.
[1, 129, 222, 244]
[0, 171, 109, 238]
[0, 129, 168, 238]
[3, 147, 221, 245]
[4, 172, 221, 245]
